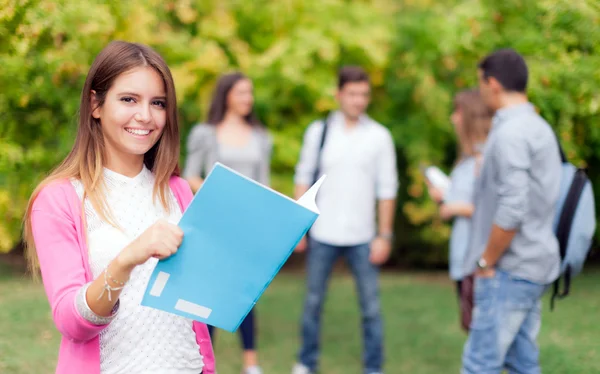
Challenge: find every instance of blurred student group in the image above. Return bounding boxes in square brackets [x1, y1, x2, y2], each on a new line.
[24, 38, 596, 374]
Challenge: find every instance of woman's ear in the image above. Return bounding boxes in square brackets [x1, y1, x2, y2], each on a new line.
[90, 90, 101, 119]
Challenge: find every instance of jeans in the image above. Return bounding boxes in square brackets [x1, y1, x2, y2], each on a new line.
[208, 308, 256, 350]
[298, 238, 383, 374]
[462, 270, 547, 374]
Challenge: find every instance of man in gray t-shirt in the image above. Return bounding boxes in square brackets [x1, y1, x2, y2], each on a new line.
[461, 49, 561, 374]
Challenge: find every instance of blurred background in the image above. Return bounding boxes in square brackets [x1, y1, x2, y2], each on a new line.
[0, 1, 599, 373]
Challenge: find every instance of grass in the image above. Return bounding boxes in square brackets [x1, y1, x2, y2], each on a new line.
[0, 262, 599, 374]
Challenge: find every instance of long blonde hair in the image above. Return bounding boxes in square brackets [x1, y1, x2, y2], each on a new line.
[23, 41, 181, 277]
[453, 89, 493, 159]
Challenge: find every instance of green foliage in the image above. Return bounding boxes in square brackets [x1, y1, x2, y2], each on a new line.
[0, 0, 395, 252]
[385, 0, 600, 265]
[0, 0, 598, 268]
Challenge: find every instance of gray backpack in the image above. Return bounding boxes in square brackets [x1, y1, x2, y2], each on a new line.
[550, 141, 596, 309]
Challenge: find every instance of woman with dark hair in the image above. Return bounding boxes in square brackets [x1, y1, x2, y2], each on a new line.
[183, 72, 272, 374]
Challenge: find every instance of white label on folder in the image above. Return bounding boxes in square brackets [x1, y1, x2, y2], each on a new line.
[175, 299, 213, 319]
[149, 271, 170, 297]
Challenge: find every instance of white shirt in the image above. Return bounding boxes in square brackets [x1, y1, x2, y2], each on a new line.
[72, 167, 204, 374]
[294, 111, 398, 246]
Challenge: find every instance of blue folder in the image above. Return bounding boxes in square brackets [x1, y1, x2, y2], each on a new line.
[141, 162, 325, 332]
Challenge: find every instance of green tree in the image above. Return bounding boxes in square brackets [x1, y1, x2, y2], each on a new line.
[384, 0, 600, 265]
[0, 0, 396, 252]
[1, 0, 598, 269]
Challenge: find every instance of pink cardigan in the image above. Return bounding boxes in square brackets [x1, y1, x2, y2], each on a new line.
[30, 176, 215, 374]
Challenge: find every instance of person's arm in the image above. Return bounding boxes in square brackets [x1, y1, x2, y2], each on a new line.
[478, 225, 517, 276]
[294, 184, 310, 200]
[438, 158, 477, 220]
[32, 185, 183, 342]
[31, 185, 116, 342]
[293, 122, 321, 252]
[294, 180, 311, 252]
[377, 199, 396, 237]
[294, 121, 322, 193]
[257, 131, 273, 187]
[478, 134, 530, 276]
[426, 184, 445, 204]
[439, 202, 474, 220]
[370, 130, 399, 264]
[182, 125, 213, 193]
[187, 177, 203, 194]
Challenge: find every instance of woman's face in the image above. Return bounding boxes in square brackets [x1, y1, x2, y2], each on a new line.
[92, 66, 167, 166]
[226, 78, 254, 117]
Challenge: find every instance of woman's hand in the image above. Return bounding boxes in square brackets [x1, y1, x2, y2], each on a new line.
[295, 236, 308, 253]
[439, 204, 454, 221]
[117, 219, 184, 269]
[427, 185, 444, 204]
[439, 202, 474, 221]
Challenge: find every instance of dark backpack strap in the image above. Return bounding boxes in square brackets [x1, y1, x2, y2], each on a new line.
[550, 168, 588, 310]
[305, 114, 330, 246]
[312, 113, 330, 184]
[551, 265, 573, 310]
[550, 130, 566, 311]
[554, 131, 567, 164]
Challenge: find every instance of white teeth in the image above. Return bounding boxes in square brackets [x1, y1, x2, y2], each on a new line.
[126, 128, 150, 136]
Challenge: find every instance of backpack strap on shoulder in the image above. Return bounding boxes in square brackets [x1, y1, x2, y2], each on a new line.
[312, 112, 331, 185]
[550, 167, 588, 311]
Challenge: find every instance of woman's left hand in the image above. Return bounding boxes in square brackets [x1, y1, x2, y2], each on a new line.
[439, 204, 453, 220]
[427, 185, 444, 204]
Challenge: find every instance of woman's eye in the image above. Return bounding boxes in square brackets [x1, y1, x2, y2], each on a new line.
[121, 97, 135, 103]
[153, 100, 166, 108]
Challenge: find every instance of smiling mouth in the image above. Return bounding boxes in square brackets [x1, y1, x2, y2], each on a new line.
[125, 128, 152, 136]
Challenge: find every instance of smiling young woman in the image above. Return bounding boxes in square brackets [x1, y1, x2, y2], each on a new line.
[23, 41, 215, 374]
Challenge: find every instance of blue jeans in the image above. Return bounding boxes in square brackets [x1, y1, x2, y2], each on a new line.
[298, 238, 383, 374]
[462, 270, 547, 374]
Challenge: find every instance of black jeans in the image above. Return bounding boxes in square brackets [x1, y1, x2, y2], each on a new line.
[456, 279, 463, 299]
[208, 308, 256, 350]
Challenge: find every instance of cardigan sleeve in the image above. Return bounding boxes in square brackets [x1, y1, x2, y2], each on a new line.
[31, 182, 110, 342]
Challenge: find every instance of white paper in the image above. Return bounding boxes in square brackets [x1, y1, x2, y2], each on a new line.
[425, 166, 451, 193]
[297, 175, 327, 214]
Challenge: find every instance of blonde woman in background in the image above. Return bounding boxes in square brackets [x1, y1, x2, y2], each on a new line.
[427, 89, 492, 329]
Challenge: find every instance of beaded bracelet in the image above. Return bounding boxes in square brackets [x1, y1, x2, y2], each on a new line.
[107, 269, 127, 287]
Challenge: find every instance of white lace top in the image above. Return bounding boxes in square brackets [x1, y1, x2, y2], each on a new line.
[72, 167, 204, 374]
